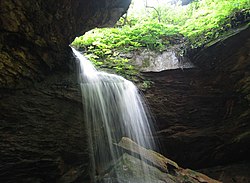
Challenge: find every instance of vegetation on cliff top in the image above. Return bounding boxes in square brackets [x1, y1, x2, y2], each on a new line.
[72, 0, 249, 80]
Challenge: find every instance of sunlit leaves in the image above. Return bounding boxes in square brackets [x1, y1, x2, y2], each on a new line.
[71, 0, 249, 78]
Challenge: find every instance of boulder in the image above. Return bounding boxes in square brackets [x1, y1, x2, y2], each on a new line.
[99, 137, 221, 183]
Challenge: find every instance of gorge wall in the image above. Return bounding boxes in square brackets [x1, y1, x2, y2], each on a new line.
[143, 26, 250, 181]
[0, 0, 131, 89]
[0, 0, 131, 182]
[0, 0, 249, 182]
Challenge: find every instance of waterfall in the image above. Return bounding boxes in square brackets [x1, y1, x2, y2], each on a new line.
[72, 48, 157, 182]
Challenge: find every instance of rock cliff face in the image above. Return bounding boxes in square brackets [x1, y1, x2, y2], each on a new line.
[0, 0, 130, 88]
[0, 0, 130, 182]
[0, 0, 249, 182]
[0, 72, 89, 183]
[143, 26, 250, 181]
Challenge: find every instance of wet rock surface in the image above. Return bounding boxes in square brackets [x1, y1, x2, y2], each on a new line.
[199, 162, 250, 183]
[100, 137, 221, 183]
[0, 68, 91, 182]
[116, 137, 179, 172]
[0, 0, 249, 182]
[143, 26, 250, 182]
[0, 0, 131, 88]
[131, 48, 194, 72]
[0, 0, 130, 182]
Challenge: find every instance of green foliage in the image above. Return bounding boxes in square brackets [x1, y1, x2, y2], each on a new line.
[145, 0, 250, 48]
[72, 0, 249, 80]
[139, 80, 153, 91]
[72, 22, 180, 80]
[73, 22, 179, 52]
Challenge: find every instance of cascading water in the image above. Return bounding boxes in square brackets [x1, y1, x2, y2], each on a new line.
[72, 48, 157, 182]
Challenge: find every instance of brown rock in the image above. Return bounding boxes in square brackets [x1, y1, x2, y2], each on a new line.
[0, 0, 131, 88]
[143, 25, 250, 178]
[113, 137, 221, 183]
[0, 0, 131, 182]
[116, 137, 179, 172]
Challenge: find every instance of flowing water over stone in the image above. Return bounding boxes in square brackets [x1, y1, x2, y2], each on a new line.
[72, 48, 157, 182]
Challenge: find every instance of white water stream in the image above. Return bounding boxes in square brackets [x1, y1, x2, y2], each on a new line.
[72, 48, 157, 182]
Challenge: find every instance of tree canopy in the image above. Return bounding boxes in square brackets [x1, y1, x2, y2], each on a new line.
[72, 0, 249, 79]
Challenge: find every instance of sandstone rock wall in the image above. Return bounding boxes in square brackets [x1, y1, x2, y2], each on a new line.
[0, 70, 90, 182]
[0, 0, 131, 182]
[144, 26, 250, 170]
[0, 0, 131, 88]
[0, 0, 249, 182]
